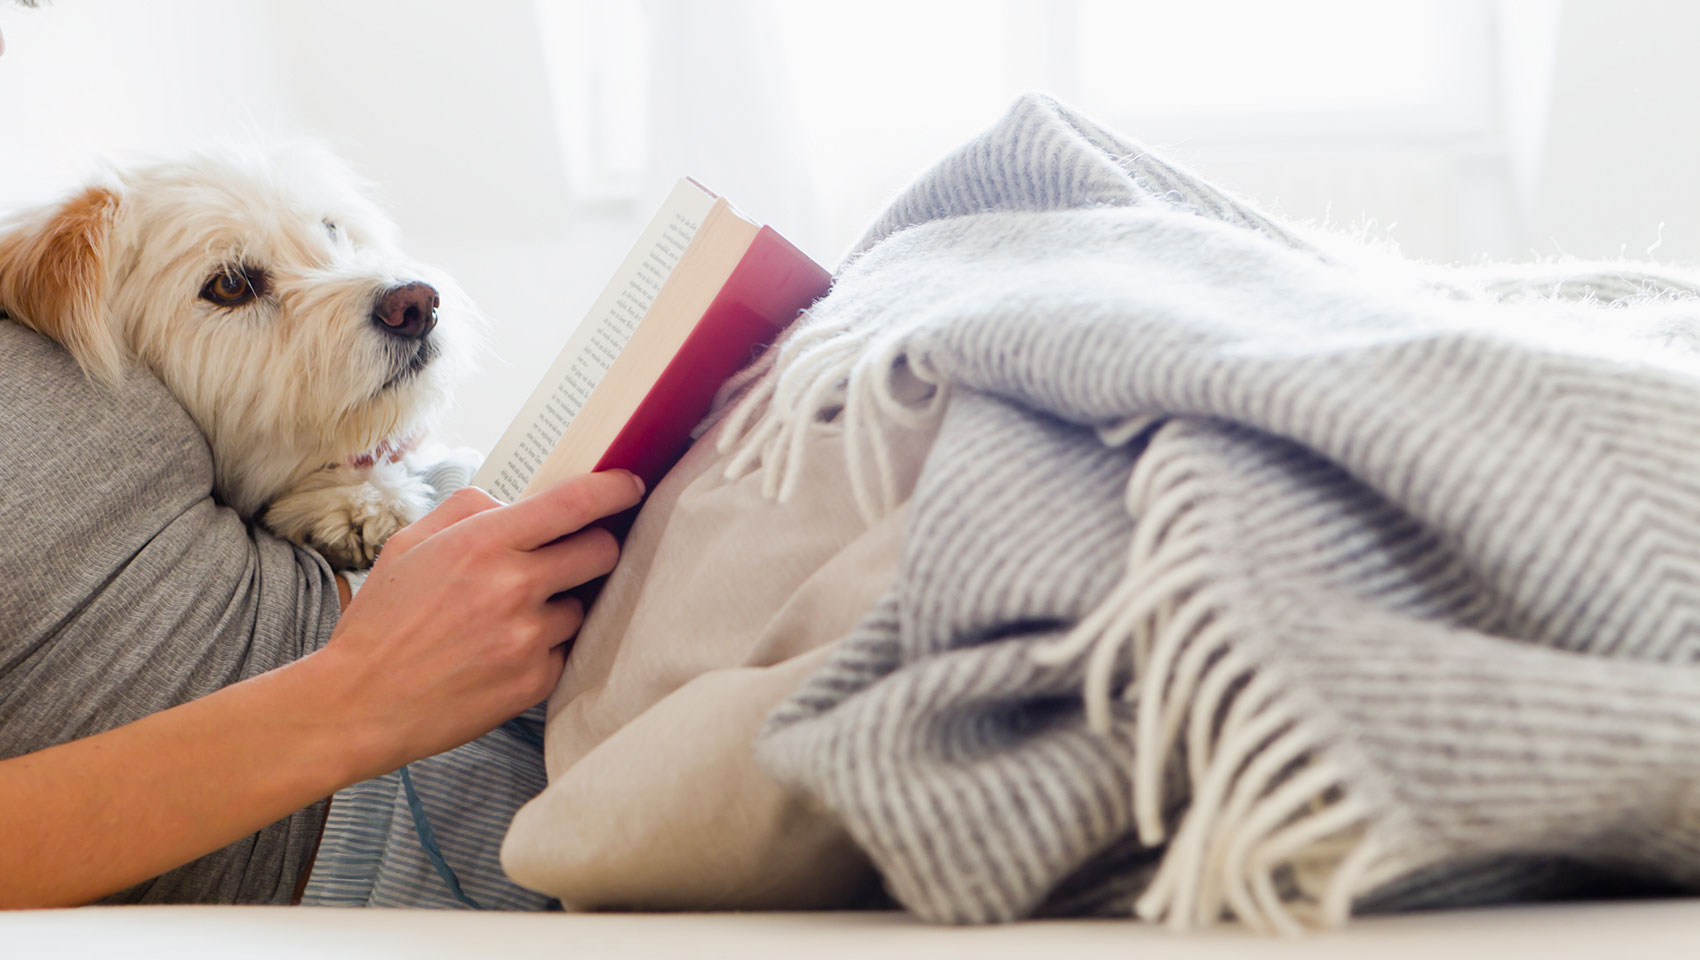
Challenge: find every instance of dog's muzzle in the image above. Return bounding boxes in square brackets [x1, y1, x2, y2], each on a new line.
[379, 337, 437, 393]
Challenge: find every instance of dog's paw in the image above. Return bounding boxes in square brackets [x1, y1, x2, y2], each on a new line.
[264, 464, 433, 569]
[302, 488, 422, 569]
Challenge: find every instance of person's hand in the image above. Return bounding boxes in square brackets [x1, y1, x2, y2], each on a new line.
[309, 470, 645, 775]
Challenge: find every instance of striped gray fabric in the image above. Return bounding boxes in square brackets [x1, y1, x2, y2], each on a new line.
[740, 94, 1700, 932]
[300, 705, 552, 910]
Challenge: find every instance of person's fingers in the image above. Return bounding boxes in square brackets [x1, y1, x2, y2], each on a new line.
[384, 486, 503, 556]
[490, 472, 645, 551]
[533, 641, 569, 700]
[514, 604, 578, 702]
[540, 594, 587, 647]
[527, 525, 622, 599]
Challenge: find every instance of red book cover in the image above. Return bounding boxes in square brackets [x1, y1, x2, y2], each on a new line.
[591, 226, 832, 490]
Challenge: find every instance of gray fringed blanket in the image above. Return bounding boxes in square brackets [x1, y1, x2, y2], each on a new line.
[727, 97, 1700, 931]
[724, 94, 1700, 932]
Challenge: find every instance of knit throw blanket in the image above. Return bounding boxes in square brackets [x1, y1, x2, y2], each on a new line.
[720, 95, 1700, 933]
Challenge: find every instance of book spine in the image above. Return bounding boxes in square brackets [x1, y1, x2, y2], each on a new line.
[591, 226, 832, 489]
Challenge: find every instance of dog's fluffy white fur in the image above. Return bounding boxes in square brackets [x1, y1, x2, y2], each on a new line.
[0, 144, 477, 567]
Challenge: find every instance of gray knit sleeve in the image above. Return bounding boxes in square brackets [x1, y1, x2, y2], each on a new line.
[0, 321, 340, 904]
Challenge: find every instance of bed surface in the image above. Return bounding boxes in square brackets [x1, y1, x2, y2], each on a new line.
[8, 902, 1698, 959]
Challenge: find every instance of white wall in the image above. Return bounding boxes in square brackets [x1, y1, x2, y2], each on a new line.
[6, 0, 1700, 457]
[1525, 0, 1700, 261]
[0, 1, 293, 202]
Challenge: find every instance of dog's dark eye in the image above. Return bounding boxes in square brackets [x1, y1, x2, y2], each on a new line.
[323, 220, 338, 240]
[199, 267, 264, 308]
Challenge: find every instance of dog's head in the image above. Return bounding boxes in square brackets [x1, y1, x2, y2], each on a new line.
[0, 144, 478, 515]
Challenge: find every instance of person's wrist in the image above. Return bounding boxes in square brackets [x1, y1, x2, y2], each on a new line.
[282, 644, 404, 789]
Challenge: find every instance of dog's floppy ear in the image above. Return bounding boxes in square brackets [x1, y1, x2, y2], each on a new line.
[0, 185, 125, 384]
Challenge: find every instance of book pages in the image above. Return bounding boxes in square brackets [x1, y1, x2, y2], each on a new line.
[475, 179, 716, 502]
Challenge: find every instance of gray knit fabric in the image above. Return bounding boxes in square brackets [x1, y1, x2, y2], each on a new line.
[741, 94, 1700, 932]
[0, 319, 339, 904]
[1, 319, 481, 905]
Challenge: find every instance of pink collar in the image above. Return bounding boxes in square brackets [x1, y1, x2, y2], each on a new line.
[347, 431, 420, 470]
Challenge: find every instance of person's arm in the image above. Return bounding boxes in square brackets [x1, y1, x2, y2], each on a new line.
[0, 471, 643, 909]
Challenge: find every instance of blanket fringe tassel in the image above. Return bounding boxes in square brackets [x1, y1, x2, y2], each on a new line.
[1030, 441, 1400, 934]
[714, 314, 945, 525]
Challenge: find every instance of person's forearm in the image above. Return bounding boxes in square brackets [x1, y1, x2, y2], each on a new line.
[0, 473, 639, 909]
[0, 649, 382, 908]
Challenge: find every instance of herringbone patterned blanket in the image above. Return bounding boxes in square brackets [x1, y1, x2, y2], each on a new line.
[722, 94, 1700, 932]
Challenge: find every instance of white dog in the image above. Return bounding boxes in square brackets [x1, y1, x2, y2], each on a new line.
[0, 145, 476, 568]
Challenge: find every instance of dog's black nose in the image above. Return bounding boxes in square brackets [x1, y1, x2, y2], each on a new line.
[373, 282, 439, 339]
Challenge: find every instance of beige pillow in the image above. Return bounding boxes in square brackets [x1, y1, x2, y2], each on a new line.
[501, 407, 938, 909]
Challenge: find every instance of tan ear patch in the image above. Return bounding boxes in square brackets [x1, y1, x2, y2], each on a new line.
[0, 185, 124, 382]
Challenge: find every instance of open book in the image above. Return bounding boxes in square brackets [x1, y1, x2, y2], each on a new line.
[474, 179, 831, 503]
